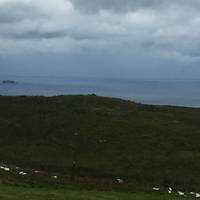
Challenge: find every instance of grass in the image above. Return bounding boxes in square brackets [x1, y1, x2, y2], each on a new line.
[0, 184, 193, 200]
[0, 95, 200, 190]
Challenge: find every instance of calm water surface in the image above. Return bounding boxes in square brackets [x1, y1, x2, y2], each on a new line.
[0, 76, 200, 107]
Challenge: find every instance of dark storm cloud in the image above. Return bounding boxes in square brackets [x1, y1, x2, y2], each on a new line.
[5, 31, 67, 39]
[1, 29, 112, 40]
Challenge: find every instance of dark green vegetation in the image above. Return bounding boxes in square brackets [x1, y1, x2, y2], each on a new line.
[0, 184, 194, 200]
[0, 95, 200, 190]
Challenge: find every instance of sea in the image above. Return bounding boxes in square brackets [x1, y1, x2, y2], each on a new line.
[0, 76, 200, 107]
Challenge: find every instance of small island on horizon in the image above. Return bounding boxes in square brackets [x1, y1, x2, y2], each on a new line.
[2, 80, 17, 84]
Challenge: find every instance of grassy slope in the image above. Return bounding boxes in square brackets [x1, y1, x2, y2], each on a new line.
[0, 185, 193, 200]
[0, 95, 200, 189]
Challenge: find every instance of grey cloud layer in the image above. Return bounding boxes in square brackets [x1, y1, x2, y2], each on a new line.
[71, 0, 200, 12]
[0, 0, 200, 62]
[0, 2, 46, 23]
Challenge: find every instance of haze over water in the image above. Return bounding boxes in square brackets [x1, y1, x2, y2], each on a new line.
[0, 76, 200, 107]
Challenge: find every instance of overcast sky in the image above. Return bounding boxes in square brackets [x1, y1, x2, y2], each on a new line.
[0, 0, 200, 79]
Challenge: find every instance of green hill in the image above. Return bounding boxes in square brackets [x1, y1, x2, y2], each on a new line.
[0, 95, 200, 190]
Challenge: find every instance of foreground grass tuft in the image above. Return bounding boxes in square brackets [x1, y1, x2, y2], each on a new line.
[0, 185, 193, 200]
